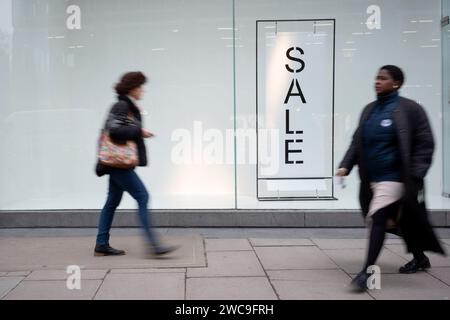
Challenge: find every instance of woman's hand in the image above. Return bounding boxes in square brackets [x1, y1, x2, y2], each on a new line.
[335, 168, 349, 177]
[142, 128, 154, 138]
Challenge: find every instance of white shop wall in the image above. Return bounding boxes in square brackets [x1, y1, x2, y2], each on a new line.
[0, 0, 448, 210]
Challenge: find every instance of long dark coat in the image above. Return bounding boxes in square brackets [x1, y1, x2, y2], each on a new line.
[95, 95, 147, 176]
[340, 96, 445, 254]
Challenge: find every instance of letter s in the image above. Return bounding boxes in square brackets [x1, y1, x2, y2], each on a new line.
[285, 47, 305, 73]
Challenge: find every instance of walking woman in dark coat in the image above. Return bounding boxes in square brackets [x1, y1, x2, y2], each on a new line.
[336, 65, 445, 292]
[95, 71, 177, 257]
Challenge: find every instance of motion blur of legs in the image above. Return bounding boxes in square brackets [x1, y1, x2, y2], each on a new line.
[339, 65, 446, 292]
[94, 72, 178, 258]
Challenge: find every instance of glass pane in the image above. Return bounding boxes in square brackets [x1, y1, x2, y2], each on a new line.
[235, 0, 446, 209]
[443, 0, 450, 196]
[0, 0, 235, 210]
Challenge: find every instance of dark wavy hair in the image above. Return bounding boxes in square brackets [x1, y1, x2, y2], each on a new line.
[380, 65, 405, 88]
[114, 71, 147, 95]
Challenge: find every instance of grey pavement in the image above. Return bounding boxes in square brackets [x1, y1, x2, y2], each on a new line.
[1, 228, 450, 300]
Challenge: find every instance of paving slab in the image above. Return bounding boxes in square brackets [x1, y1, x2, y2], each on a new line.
[186, 277, 277, 300]
[311, 238, 404, 249]
[4, 228, 448, 239]
[1, 230, 448, 300]
[187, 251, 265, 277]
[205, 239, 252, 251]
[267, 270, 372, 300]
[385, 244, 450, 267]
[427, 267, 450, 286]
[5, 271, 31, 277]
[110, 268, 186, 274]
[0, 235, 205, 271]
[4, 280, 101, 300]
[323, 248, 408, 274]
[384, 239, 405, 245]
[25, 269, 108, 281]
[249, 239, 314, 247]
[0, 277, 24, 299]
[254, 246, 338, 270]
[94, 272, 185, 300]
[361, 273, 450, 300]
[312, 239, 367, 250]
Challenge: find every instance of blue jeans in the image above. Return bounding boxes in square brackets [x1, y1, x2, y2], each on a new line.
[96, 168, 158, 246]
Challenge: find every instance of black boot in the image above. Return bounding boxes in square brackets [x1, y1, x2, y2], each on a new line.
[350, 271, 370, 292]
[399, 256, 431, 274]
[94, 244, 125, 256]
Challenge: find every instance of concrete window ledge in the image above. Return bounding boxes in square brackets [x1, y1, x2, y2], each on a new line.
[0, 209, 449, 228]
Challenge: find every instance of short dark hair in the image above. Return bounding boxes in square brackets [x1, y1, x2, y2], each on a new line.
[380, 65, 405, 88]
[114, 71, 147, 95]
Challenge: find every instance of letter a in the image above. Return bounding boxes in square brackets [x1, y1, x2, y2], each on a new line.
[366, 265, 381, 289]
[284, 79, 306, 104]
[66, 5, 81, 30]
[366, 5, 381, 30]
[66, 265, 81, 290]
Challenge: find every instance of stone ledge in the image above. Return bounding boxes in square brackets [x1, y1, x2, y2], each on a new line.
[0, 209, 448, 228]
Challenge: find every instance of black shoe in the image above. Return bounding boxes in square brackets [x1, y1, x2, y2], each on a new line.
[399, 256, 431, 274]
[350, 271, 369, 292]
[152, 244, 179, 255]
[94, 244, 125, 256]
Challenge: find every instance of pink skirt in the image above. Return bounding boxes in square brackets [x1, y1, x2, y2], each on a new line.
[367, 181, 405, 228]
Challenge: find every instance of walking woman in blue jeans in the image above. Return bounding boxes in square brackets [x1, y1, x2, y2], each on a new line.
[95, 71, 177, 256]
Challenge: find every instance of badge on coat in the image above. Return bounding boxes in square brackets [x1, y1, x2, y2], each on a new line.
[380, 119, 393, 127]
